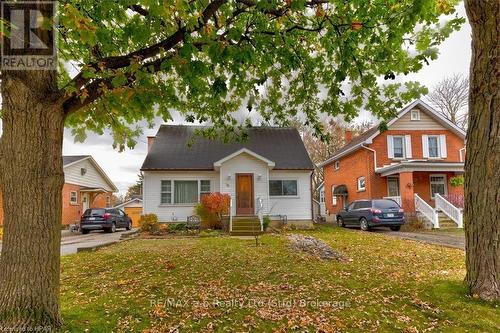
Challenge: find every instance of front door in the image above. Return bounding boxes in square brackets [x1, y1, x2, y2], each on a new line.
[82, 193, 90, 211]
[236, 174, 254, 215]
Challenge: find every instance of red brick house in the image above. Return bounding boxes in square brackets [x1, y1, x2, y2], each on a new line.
[0, 155, 117, 226]
[320, 100, 465, 227]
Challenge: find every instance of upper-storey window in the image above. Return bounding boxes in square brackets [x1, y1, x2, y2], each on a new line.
[387, 135, 412, 159]
[428, 136, 439, 158]
[393, 136, 405, 158]
[423, 134, 447, 159]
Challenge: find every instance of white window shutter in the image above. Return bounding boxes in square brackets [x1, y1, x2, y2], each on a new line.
[387, 135, 394, 159]
[405, 135, 412, 158]
[422, 135, 429, 158]
[440, 134, 447, 158]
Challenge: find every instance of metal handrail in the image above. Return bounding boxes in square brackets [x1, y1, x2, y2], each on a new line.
[257, 197, 264, 231]
[229, 196, 233, 232]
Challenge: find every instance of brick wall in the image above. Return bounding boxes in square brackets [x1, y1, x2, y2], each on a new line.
[369, 130, 465, 167]
[62, 183, 82, 225]
[324, 148, 372, 214]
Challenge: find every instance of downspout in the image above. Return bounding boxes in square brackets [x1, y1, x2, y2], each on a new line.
[361, 145, 378, 199]
[459, 147, 466, 162]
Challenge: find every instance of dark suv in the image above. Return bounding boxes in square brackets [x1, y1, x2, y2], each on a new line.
[337, 199, 405, 231]
[80, 208, 132, 234]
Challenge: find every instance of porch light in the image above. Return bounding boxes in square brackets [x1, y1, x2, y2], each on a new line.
[257, 174, 262, 180]
[227, 174, 232, 180]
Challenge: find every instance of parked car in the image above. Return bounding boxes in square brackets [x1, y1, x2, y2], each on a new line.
[80, 208, 132, 234]
[336, 199, 405, 231]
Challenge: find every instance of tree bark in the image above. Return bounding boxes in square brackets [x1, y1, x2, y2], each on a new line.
[0, 69, 64, 329]
[464, 0, 500, 301]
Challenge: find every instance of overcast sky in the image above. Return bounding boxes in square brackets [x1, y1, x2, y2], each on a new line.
[62, 4, 472, 195]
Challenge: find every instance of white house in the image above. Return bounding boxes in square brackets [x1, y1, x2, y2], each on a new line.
[141, 125, 314, 228]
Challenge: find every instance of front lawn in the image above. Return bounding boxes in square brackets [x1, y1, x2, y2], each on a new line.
[60, 226, 498, 332]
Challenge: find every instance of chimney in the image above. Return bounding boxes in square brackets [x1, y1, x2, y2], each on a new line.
[147, 136, 155, 152]
[345, 130, 353, 143]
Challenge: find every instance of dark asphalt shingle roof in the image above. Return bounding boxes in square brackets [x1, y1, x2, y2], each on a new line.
[141, 125, 314, 171]
[63, 155, 90, 166]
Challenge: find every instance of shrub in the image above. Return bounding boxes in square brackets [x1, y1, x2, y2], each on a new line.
[194, 192, 230, 229]
[450, 175, 464, 187]
[168, 223, 186, 233]
[139, 214, 160, 233]
[263, 216, 271, 231]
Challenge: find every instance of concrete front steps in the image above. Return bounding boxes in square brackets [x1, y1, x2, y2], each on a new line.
[438, 212, 458, 229]
[230, 216, 263, 236]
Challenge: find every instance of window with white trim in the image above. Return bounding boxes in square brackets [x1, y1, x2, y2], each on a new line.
[410, 109, 420, 120]
[331, 185, 337, 206]
[161, 180, 172, 204]
[319, 189, 325, 203]
[428, 135, 440, 158]
[357, 177, 366, 191]
[174, 180, 198, 204]
[200, 180, 211, 199]
[334, 161, 340, 170]
[430, 175, 447, 199]
[392, 136, 405, 158]
[269, 180, 298, 196]
[69, 191, 78, 205]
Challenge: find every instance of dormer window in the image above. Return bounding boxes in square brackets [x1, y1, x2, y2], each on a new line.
[410, 109, 420, 121]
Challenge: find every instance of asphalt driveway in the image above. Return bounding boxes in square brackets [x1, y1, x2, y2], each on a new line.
[371, 228, 465, 249]
[0, 229, 138, 256]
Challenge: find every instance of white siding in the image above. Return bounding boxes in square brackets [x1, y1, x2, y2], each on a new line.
[143, 171, 220, 222]
[391, 108, 445, 130]
[64, 159, 114, 191]
[269, 170, 312, 220]
[219, 153, 269, 216]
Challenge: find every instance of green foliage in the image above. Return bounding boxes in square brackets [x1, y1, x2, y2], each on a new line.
[263, 216, 271, 231]
[450, 175, 465, 187]
[138, 214, 159, 233]
[168, 223, 187, 233]
[52, 0, 463, 149]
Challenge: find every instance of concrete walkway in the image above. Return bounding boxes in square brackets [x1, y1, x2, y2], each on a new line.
[371, 228, 465, 249]
[0, 229, 138, 256]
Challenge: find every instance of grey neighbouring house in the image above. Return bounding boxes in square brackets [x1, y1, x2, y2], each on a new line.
[140, 125, 315, 234]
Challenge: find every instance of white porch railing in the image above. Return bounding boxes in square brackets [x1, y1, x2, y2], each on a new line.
[229, 196, 233, 232]
[415, 194, 439, 228]
[256, 197, 264, 231]
[383, 196, 401, 206]
[435, 193, 463, 228]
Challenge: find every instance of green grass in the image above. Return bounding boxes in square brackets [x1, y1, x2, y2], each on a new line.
[60, 225, 498, 332]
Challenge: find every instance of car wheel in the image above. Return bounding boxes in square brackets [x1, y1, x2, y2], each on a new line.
[360, 218, 370, 231]
[81, 229, 90, 235]
[126, 221, 132, 231]
[337, 216, 345, 227]
[390, 226, 401, 231]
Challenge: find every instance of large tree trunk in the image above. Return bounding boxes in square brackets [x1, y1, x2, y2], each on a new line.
[0, 69, 64, 329]
[464, 0, 500, 301]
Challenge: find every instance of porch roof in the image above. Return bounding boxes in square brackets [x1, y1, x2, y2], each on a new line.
[376, 161, 464, 177]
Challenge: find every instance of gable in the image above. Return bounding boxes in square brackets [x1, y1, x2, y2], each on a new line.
[390, 106, 445, 130]
[64, 158, 117, 191]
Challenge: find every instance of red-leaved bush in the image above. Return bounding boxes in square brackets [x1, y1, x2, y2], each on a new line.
[195, 192, 230, 229]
